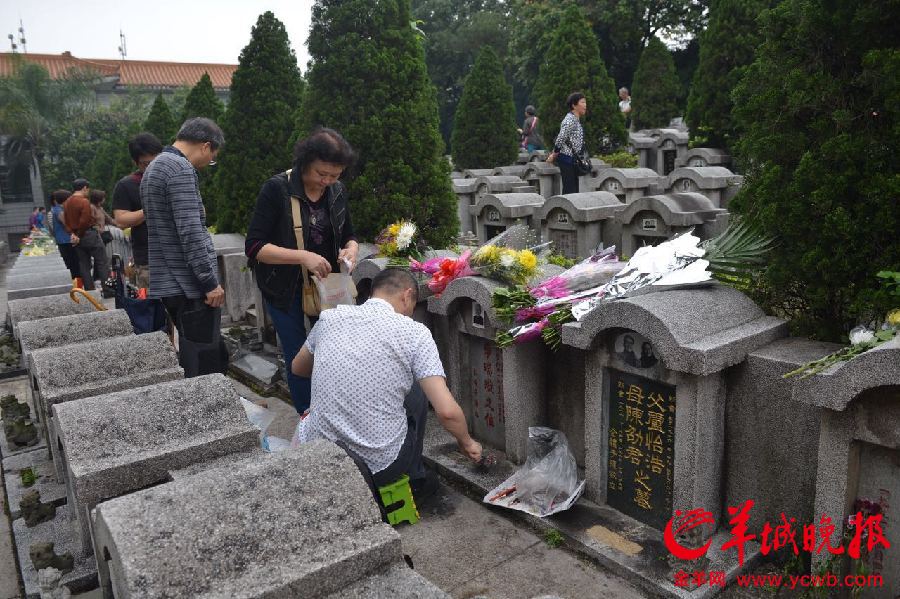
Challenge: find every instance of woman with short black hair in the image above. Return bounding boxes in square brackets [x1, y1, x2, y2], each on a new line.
[546, 92, 587, 194]
[245, 127, 359, 413]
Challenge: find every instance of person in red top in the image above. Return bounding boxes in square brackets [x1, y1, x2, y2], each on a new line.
[63, 178, 108, 290]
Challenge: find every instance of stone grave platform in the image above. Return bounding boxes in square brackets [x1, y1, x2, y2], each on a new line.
[54, 374, 258, 555]
[17, 310, 133, 369]
[91, 440, 418, 598]
[12, 504, 97, 599]
[6, 292, 101, 338]
[6, 271, 74, 301]
[2, 447, 66, 519]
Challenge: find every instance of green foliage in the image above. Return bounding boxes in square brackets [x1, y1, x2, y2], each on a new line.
[731, 0, 900, 342]
[543, 528, 564, 548]
[181, 73, 226, 222]
[42, 94, 148, 198]
[302, 0, 458, 247]
[412, 0, 510, 145]
[143, 93, 176, 145]
[631, 36, 681, 130]
[547, 253, 577, 268]
[214, 11, 303, 233]
[686, 0, 770, 151]
[533, 4, 625, 154]
[599, 150, 638, 168]
[181, 73, 224, 123]
[450, 46, 518, 170]
[20, 468, 36, 488]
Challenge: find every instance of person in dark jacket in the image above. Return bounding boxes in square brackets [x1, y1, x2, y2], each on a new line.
[245, 127, 359, 413]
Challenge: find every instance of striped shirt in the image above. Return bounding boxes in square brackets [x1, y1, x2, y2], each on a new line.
[141, 147, 218, 299]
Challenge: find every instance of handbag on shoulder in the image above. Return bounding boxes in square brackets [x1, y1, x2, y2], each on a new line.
[289, 180, 323, 318]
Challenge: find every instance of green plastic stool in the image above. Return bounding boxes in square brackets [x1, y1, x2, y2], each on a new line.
[378, 474, 420, 526]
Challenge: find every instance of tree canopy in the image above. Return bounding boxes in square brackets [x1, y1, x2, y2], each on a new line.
[631, 36, 682, 130]
[731, 0, 900, 341]
[533, 4, 625, 155]
[181, 73, 226, 222]
[450, 46, 519, 170]
[143, 93, 176, 145]
[214, 11, 303, 233]
[302, 0, 458, 246]
[686, 0, 770, 150]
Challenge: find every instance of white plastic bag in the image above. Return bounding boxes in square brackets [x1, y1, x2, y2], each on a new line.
[314, 273, 357, 310]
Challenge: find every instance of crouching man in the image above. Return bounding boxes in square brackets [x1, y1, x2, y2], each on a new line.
[292, 269, 482, 500]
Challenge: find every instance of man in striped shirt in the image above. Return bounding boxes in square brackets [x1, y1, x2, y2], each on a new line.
[141, 117, 225, 376]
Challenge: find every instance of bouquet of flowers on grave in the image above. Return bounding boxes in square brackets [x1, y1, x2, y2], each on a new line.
[493, 247, 626, 350]
[20, 229, 58, 257]
[496, 220, 774, 350]
[410, 250, 476, 297]
[784, 272, 899, 379]
[375, 220, 423, 266]
[468, 225, 550, 287]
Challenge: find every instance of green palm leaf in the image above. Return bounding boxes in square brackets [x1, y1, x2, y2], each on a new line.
[701, 219, 776, 287]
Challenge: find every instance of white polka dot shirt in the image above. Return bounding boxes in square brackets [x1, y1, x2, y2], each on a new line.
[297, 297, 446, 474]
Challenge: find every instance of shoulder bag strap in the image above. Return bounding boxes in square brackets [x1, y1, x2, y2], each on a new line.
[287, 170, 309, 285]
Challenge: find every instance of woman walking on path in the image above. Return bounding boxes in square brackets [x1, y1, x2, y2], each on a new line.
[245, 127, 359, 414]
[518, 105, 544, 152]
[546, 92, 587, 194]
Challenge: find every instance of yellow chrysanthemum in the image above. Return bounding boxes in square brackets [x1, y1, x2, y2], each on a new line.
[888, 308, 900, 327]
[388, 223, 401, 236]
[476, 245, 501, 262]
[517, 250, 537, 270]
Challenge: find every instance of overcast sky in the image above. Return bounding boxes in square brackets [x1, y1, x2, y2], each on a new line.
[2, 0, 315, 69]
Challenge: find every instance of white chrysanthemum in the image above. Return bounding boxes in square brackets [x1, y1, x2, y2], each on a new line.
[500, 252, 516, 268]
[396, 222, 417, 250]
[849, 328, 875, 346]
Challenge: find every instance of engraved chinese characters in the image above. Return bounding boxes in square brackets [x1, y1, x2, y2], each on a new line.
[607, 370, 676, 530]
[470, 337, 505, 449]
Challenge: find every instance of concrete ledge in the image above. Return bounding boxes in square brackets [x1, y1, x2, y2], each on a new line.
[7, 292, 102, 338]
[18, 310, 133, 369]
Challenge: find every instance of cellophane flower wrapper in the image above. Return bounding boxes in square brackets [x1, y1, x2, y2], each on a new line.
[470, 225, 551, 287]
[424, 250, 475, 297]
[571, 232, 712, 321]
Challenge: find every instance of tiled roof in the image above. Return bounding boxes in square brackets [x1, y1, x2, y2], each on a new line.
[0, 52, 236, 90]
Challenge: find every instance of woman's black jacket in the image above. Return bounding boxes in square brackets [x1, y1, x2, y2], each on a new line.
[245, 170, 355, 311]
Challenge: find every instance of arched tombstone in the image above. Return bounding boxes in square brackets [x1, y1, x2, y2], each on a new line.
[615, 193, 727, 258]
[428, 277, 519, 454]
[594, 167, 663, 205]
[561, 285, 786, 539]
[537, 192, 625, 260]
[470, 193, 544, 244]
[792, 338, 900, 593]
[452, 178, 478, 235]
[675, 147, 732, 170]
[665, 167, 743, 210]
[522, 161, 561, 199]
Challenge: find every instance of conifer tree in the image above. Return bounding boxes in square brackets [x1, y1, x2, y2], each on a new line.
[686, 0, 770, 150]
[731, 0, 900, 341]
[214, 11, 302, 233]
[181, 73, 226, 222]
[450, 46, 518, 170]
[533, 4, 624, 155]
[181, 73, 224, 123]
[143, 93, 176, 144]
[301, 0, 458, 247]
[630, 36, 682, 130]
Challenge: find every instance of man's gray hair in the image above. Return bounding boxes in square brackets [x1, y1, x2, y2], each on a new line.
[176, 117, 225, 150]
[618, 87, 629, 94]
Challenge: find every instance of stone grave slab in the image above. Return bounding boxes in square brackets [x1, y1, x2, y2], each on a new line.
[2, 447, 67, 519]
[7, 271, 74, 301]
[219, 251, 255, 324]
[18, 310, 133, 369]
[54, 373, 258, 555]
[12, 504, 97, 599]
[231, 353, 280, 386]
[31, 331, 182, 417]
[166, 446, 265, 481]
[323, 564, 450, 598]
[7, 292, 102, 338]
[92, 440, 403, 599]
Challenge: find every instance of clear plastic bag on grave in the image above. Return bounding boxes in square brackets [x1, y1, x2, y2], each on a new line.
[517, 427, 579, 511]
[483, 427, 584, 517]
